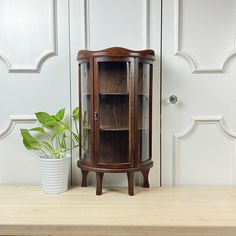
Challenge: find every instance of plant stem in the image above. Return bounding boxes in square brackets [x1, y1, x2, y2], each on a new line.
[40, 142, 53, 155]
[74, 118, 79, 136]
[40, 148, 49, 158]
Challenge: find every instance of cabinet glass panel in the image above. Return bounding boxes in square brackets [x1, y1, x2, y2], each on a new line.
[138, 63, 150, 162]
[80, 63, 91, 161]
[98, 62, 129, 164]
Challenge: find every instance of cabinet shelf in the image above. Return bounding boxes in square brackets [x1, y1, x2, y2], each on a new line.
[100, 127, 129, 131]
[86, 93, 149, 96]
[100, 92, 128, 96]
[99, 127, 148, 131]
[83, 92, 149, 97]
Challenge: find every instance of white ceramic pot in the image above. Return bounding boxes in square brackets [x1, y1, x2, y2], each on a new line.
[39, 154, 71, 194]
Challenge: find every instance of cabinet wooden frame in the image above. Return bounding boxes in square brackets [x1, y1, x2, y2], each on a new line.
[94, 57, 135, 169]
[77, 47, 155, 195]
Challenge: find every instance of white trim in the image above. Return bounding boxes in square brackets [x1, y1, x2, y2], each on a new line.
[0, 116, 36, 139]
[173, 116, 236, 186]
[82, 0, 90, 50]
[141, 0, 149, 49]
[80, 0, 86, 49]
[174, 0, 236, 73]
[0, 0, 57, 73]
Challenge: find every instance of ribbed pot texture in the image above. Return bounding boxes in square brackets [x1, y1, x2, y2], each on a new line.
[39, 154, 71, 194]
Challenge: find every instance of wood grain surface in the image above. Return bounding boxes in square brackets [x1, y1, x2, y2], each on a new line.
[1, 186, 236, 235]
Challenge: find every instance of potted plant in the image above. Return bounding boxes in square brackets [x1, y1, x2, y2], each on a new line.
[20, 107, 80, 194]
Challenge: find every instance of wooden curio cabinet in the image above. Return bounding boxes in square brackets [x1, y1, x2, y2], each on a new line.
[77, 47, 155, 195]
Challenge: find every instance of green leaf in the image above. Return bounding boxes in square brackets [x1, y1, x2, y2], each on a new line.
[20, 129, 41, 150]
[35, 112, 51, 125]
[72, 107, 80, 119]
[41, 141, 53, 152]
[57, 123, 69, 132]
[20, 129, 32, 140]
[29, 127, 45, 133]
[55, 108, 65, 121]
[51, 123, 69, 142]
[44, 117, 59, 129]
[23, 138, 32, 150]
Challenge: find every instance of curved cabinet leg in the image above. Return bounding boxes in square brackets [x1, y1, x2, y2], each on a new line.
[96, 172, 104, 196]
[141, 169, 150, 188]
[127, 172, 134, 196]
[81, 169, 89, 187]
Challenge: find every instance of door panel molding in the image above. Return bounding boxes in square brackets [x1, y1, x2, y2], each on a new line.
[0, 116, 36, 139]
[173, 116, 236, 186]
[0, 0, 57, 73]
[174, 0, 236, 73]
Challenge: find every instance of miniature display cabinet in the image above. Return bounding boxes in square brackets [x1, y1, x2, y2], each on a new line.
[77, 47, 155, 196]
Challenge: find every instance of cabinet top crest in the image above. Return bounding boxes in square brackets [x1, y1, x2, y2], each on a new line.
[77, 47, 155, 61]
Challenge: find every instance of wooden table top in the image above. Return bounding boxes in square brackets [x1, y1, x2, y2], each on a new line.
[1, 186, 236, 236]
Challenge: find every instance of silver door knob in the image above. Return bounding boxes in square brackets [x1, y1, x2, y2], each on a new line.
[168, 95, 178, 104]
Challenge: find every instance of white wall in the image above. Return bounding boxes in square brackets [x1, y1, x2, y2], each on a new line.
[0, 0, 161, 186]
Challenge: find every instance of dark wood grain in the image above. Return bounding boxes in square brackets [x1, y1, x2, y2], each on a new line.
[77, 48, 155, 195]
[81, 169, 89, 187]
[141, 168, 150, 188]
[77, 47, 155, 61]
[127, 172, 134, 196]
[96, 172, 104, 195]
[99, 95, 128, 129]
[78, 159, 153, 173]
[99, 61, 128, 93]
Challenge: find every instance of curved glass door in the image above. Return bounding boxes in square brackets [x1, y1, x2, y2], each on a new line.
[95, 59, 132, 166]
[138, 62, 152, 162]
[79, 62, 91, 161]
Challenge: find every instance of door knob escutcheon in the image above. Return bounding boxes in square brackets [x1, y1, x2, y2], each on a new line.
[168, 95, 178, 104]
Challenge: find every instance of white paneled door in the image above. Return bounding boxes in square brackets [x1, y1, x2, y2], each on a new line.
[162, 0, 236, 186]
[0, 0, 71, 184]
